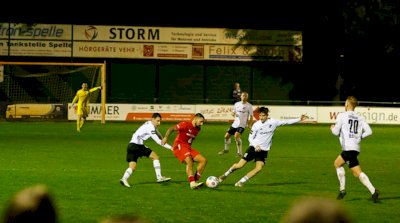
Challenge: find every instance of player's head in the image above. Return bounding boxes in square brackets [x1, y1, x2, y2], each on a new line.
[345, 96, 358, 111]
[81, 83, 88, 90]
[240, 91, 249, 102]
[193, 113, 205, 127]
[258, 107, 269, 122]
[234, 82, 240, 89]
[151, 113, 162, 127]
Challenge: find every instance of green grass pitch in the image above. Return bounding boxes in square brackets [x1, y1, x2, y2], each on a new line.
[0, 121, 399, 223]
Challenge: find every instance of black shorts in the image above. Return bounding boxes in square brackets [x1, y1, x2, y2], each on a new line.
[126, 143, 152, 163]
[227, 126, 245, 135]
[242, 146, 269, 163]
[340, 150, 360, 168]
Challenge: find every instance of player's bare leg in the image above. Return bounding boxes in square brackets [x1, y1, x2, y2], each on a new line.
[334, 155, 346, 199]
[234, 132, 243, 157]
[235, 161, 264, 187]
[185, 156, 203, 189]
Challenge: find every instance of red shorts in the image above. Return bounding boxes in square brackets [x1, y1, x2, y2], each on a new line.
[173, 143, 200, 163]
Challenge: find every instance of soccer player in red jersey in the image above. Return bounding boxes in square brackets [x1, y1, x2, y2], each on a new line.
[162, 113, 207, 189]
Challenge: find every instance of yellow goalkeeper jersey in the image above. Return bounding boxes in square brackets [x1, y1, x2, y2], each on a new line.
[71, 87, 100, 114]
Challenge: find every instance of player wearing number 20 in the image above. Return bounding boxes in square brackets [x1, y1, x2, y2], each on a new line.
[331, 96, 379, 202]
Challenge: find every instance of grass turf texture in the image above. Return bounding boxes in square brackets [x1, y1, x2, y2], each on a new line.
[0, 121, 399, 223]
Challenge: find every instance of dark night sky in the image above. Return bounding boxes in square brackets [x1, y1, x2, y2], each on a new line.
[3, 1, 310, 29]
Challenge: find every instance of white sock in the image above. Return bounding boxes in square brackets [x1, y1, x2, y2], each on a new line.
[239, 175, 249, 183]
[224, 138, 231, 151]
[235, 138, 242, 154]
[153, 160, 162, 179]
[223, 168, 233, 177]
[122, 168, 133, 180]
[336, 167, 346, 191]
[359, 172, 375, 194]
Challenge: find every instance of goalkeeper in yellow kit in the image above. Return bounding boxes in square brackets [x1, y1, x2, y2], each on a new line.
[70, 83, 102, 132]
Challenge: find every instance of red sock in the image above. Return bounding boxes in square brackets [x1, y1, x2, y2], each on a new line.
[195, 173, 201, 181]
[188, 175, 195, 182]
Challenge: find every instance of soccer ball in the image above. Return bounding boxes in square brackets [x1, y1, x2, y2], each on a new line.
[206, 176, 219, 188]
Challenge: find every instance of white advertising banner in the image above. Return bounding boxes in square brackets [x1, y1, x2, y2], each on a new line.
[204, 45, 291, 61]
[63, 103, 400, 125]
[196, 104, 235, 122]
[0, 23, 72, 56]
[73, 42, 193, 59]
[0, 23, 302, 61]
[0, 23, 72, 40]
[68, 103, 196, 121]
[264, 106, 317, 123]
[73, 42, 143, 58]
[73, 25, 302, 45]
[318, 106, 400, 125]
[0, 40, 72, 57]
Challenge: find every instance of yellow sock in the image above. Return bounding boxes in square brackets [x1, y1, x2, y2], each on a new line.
[76, 119, 80, 132]
[80, 119, 85, 128]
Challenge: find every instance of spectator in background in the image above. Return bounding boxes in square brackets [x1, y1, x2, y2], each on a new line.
[232, 82, 242, 103]
[3, 184, 58, 223]
[282, 196, 353, 223]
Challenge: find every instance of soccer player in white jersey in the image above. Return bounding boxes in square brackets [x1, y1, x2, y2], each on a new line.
[218, 107, 308, 187]
[120, 113, 172, 188]
[331, 96, 379, 202]
[218, 91, 254, 157]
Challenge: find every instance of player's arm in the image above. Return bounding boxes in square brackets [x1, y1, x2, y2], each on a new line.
[161, 125, 177, 145]
[231, 104, 237, 117]
[247, 104, 255, 128]
[152, 129, 172, 150]
[69, 93, 79, 109]
[361, 122, 372, 139]
[276, 115, 304, 126]
[248, 125, 261, 151]
[89, 86, 102, 93]
[330, 114, 343, 136]
[248, 115, 254, 128]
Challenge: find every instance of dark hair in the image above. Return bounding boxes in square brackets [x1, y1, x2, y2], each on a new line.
[152, 113, 162, 119]
[258, 107, 269, 114]
[194, 113, 205, 119]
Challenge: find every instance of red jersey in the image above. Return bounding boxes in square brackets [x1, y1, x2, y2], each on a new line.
[173, 121, 200, 146]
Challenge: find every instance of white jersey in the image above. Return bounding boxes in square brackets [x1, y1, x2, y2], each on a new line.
[130, 121, 172, 149]
[331, 111, 372, 152]
[232, 101, 254, 128]
[249, 117, 300, 151]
